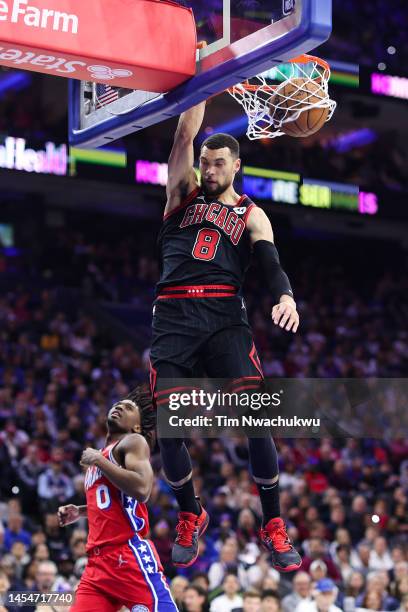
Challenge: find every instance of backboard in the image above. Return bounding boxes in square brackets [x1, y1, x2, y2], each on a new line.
[69, 0, 332, 148]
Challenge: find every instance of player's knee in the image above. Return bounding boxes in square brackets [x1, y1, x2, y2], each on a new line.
[158, 437, 184, 453]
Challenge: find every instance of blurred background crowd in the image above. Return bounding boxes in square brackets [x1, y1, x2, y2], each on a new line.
[320, 0, 408, 70]
[0, 0, 408, 611]
[0, 217, 407, 611]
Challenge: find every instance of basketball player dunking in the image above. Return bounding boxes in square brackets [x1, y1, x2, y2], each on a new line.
[150, 101, 302, 571]
[58, 386, 177, 612]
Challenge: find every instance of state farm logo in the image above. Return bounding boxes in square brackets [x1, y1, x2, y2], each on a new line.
[0, 0, 79, 35]
[87, 65, 132, 81]
[0, 47, 133, 79]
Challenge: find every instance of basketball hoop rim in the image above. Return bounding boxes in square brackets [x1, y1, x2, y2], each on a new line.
[228, 54, 331, 93]
[289, 54, 331, 71]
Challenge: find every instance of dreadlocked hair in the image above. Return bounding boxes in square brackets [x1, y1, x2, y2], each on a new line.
[126, 384, 156, 451]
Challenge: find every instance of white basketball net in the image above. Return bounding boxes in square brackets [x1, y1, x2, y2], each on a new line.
[228, 55, 337, 140]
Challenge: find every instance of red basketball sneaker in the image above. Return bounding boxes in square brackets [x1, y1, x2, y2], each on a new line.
[171, 505, 209, 568]
[260, 517, 302, 572]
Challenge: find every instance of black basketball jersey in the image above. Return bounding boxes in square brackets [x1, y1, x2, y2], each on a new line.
[156, 187, 257, 292]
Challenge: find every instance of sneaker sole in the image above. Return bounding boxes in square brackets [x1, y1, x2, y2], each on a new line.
[261, 542, 302, 573]
[172, 512, 210, 568]
[272, 560, 302, 573]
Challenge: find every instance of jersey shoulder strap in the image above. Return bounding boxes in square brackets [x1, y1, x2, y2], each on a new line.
[104, 441, 121, 466]
[163, 187, 201, 221]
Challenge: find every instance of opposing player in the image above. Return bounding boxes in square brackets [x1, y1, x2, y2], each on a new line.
[58, 386, 177, 612]
[150, 101, 302, 571]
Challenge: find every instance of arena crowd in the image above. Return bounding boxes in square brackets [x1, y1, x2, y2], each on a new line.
[0, 228, 407, 611]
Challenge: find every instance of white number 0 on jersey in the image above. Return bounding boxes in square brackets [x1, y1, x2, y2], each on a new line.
[96, 484, 111, 509]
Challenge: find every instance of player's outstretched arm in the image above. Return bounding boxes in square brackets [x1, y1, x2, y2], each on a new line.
[165, 101, 206, 212]
[80, 435, 153, 503]
[247, 207, 299, 333]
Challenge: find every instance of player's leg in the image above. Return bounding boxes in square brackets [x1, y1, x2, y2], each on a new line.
[70, 569, 120, 612]
[150, 359, 209, 567]
[151, 359, 199, 514]
[122, 536, 179, 611]
[203, 325, 280, 520]
[150, 299, 203, 516]
[70, 590, 119, 612]
[78, 544, 155, 612]
[203, 325, 301, 572]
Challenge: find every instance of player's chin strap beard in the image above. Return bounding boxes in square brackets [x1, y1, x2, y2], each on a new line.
[202, 181, 229, 199]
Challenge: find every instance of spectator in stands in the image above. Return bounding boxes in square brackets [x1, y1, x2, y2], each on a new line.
[309, 560, 328, 584]
[183, 584, 210, 612]
[260, 589, 281, 611]
[344, 571, 366, 604]
[42, 515, 66, 561]
[334, 544, 353, 583]
[33, 544, 50, 562]
[282, 572, 313, 611]
[399, 595, 408, 612]
[302, 538, 341, 581]
[0, 568, 12, 612]
[233, 589, 262, 612]
[355, 572, 399, 611]
[0, 421, 29, 464]
[170, 575, 189, 609]
[0, 554, 25, 592]
[191, 572, 210, 593]
[4, 514, 31, 551]
[347, 495, 367, 544]
[17, 444, 44, 510]
[9, 541, 29, 580]
[395, 578, 408, 605]
[37, 449, 74, 513]
[210, 573, 243, 612]
[357, 589, 384, 611]
[236, 509, 258, 548]
[390, 563, 408, 599]
[208, 538, 241, 589]
[350, 542, 371, 575]
[32, 560, 70, 594]
[151, 519, 172, 576]
[369, 536, 394, 571]
[296, 578, 342, 612]
[0, 524, 5, 558]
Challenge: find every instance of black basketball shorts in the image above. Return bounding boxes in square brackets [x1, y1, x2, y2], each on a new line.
[149, 285, 264, 399]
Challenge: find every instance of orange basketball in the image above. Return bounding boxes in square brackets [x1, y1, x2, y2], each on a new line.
[270, 78, 330, 138]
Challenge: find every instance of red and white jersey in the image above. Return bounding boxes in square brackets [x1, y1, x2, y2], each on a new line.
[84, 442, 149, 551]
